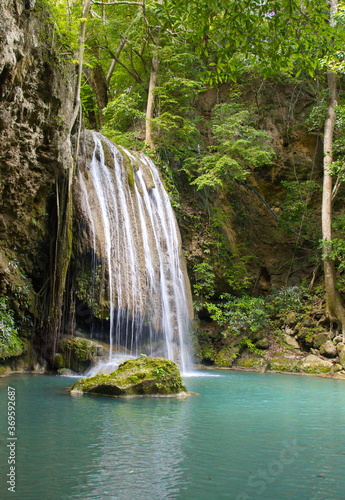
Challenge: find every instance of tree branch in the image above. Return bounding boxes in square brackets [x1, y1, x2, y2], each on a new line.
[108, 50, 142, 82]
[92, 1, 143, 5]
[69, 0, 92, 133]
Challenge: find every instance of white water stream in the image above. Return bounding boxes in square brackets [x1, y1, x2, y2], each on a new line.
[80, 132, 192, 372]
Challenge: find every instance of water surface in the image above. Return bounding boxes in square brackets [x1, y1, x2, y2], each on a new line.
[0, 371, 344, 499]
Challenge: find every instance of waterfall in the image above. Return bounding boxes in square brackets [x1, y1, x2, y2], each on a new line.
[75, 131, 192, 372]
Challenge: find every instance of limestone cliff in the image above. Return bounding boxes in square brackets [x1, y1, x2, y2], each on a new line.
[0, 0, 74, 367]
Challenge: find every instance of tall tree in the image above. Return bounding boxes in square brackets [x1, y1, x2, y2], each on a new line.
[321, 0, 345, 332]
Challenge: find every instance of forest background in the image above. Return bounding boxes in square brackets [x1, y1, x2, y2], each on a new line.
[2, 0, 345, 369]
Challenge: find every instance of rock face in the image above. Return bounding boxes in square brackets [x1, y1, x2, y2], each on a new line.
[70, 357, 188, 396]
[54, 337, 104, 373]
[0, 0, 74, 356]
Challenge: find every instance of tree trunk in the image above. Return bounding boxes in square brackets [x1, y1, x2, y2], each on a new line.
[145, 0, 162, 149]
[69, 0, 92, 133]
[84, 63, 108, 128]
[145, 52, 158, 148]
[321, 0, 345, 332]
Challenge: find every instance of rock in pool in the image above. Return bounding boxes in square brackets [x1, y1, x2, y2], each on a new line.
[70, 356, 188, 397]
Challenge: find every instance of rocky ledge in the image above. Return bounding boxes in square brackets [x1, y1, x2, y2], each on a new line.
[70, 356, 188, 397]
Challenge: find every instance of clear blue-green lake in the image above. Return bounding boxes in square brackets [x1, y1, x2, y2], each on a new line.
[1, 370, 345, 499]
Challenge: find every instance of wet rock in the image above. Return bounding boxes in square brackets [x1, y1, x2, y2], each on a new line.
[57, 368, 77, 376]
[59, 337, 103, 373]
[70, 356, 187, 396]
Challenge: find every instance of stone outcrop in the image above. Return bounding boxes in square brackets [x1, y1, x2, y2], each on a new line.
[319, 340, 337, 358]
[300, 354, 333, 374]
[54, 337, 104, 374]
[0, 0, 74, 359]
[70, 356, 188, 396]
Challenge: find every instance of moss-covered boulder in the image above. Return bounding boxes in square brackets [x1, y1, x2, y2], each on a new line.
[300, 354, 333, 374]
[70, 356, 188, 397]
[214, 347, 239, 367]
[59, 337, 103, 373]
[312, 333, 328, 350]
[319, 340, 337, 358]
[255, 338, 270, 350]
[267, 356, 301, 372]
[236, 356, 266, 370]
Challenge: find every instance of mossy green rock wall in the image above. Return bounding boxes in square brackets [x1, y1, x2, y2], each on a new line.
[56, 337, 103, 373]
[70, 357, 187, 396]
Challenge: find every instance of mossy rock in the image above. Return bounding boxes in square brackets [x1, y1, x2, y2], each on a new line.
[312, 333, 328, 350]
[59, 337, 101, 373]
[236, 357, 266, 369]
[0, 364, 10, 376]
[214, 347, 239, 367]
[267, 357, 301, 372]
[300, 354, 333, 374]
[53, 353, 65, 370]
[118, 147, 135, 189]
[70, 356, 188, 397]
[100, 138, 115, 169]
[319, 340, 337, 358]
[255, 338, 270, 350]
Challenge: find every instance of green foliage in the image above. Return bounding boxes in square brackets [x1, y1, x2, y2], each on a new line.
[200, 284, 314, 344]
[102, 92, 145, 133]
[192, 101, 275, 190]
[162, 0, 337, 84]
[206, 294, 270, 337]
[323, 214, 345, 291]
[0, 298, 24, 359]
[305, 91, 329, 132]
[224, 249, 252, 294]
[75, 264, 109, 320]
[307, 97, 345, 168]
[268, 286, 305, 316]
[278, 180, 321, 240]
[61, 338, 97, 362]
[193, 262, 216, 299]
[239, 337, 263, 356]
[40, 0, 80, 53]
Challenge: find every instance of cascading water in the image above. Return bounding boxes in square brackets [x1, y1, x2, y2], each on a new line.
[76, 131, 192, 372]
